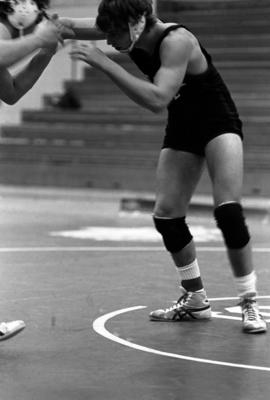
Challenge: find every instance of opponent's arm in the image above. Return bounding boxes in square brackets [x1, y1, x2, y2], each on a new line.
[70, 33, 191, 113]
[0, 47, 56, 104]
[58, 17, 105, 40]
[0, 20, 60, 104]
[0, 19, 60, 68]
[0, 35, 45, 67]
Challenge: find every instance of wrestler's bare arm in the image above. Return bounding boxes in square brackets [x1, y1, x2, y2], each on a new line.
[59, 17, 105, 40]
[0, 19, 60, 104]
[70, 32, 192, 113]
[0, 19, 60, 68]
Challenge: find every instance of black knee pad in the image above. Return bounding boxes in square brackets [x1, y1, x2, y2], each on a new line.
[214, 202, 250, 249]
[153, 216, 193, 253]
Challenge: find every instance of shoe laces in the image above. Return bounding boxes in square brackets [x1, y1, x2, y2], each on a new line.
[177, 292, 193, 306]
[241, 299, 260, 321]
[162, 293, 191, 313]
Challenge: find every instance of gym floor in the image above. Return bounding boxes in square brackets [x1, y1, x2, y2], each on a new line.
[0, 186, 269, 400]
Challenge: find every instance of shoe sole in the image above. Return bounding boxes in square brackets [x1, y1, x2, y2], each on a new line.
[243, 326, 267, 334]
[0, 323, 26, 342]
[149, 309, 212, 322]
[150, 316, 212, 322]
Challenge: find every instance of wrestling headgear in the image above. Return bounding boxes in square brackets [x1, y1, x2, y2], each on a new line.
[1, 0, 41, 30]
[119, 14, 146, 53]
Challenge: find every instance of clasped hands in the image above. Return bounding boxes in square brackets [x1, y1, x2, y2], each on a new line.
[34, 14, 109, 67]
[34, 14, 76, 52]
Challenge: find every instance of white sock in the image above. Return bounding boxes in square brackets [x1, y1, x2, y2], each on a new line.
[234, 271, 257, 298]
[176, 259, 201, 281]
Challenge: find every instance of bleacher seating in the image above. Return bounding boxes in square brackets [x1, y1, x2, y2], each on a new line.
[0, 0, 270, 196]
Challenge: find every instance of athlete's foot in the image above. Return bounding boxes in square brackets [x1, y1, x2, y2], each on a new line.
[240, 296, 267, 334]
[149, 288, 212, 322]
[0, 320, 26, 341]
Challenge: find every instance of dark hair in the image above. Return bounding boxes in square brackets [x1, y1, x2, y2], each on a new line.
[0, 0, 50, 20]
[96, 0, 156, 34]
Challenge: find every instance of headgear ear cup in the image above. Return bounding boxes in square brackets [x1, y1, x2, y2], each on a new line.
[119, 14, 146, 53]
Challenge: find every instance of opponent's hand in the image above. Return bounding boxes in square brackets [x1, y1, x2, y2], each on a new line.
[70, 42, 109, 69]
[34, 18, 61, 48]
[56, 16, 76, 40]
[47, 14, 76, 40]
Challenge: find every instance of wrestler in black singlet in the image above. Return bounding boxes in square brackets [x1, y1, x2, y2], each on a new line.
[129, 24, 243, 156]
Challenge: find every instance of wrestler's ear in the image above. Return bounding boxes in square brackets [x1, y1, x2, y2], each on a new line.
[130, 15, 146, 37]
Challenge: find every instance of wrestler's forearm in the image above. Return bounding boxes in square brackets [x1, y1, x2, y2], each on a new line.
[0, 34, 43, 67]
[60, 17, 106, 40]
[101, 59, 166, 113]
[11, 49, 54, 102]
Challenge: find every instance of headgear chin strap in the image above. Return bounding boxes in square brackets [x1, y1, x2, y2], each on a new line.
[7, 0, 40, 32]
[119, 15, 146, 54]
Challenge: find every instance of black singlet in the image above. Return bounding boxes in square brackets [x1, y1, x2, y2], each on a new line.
[129, 24, 243, 156]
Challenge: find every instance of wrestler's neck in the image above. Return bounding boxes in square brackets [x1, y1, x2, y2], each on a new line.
[134, 20, 176, 53]
[7, 21, 36, 38]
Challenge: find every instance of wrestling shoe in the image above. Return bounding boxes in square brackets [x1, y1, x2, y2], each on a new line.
[240, 296, 267, 334]
[149, 288, 211, 321]
[0, 320, 26, 341]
